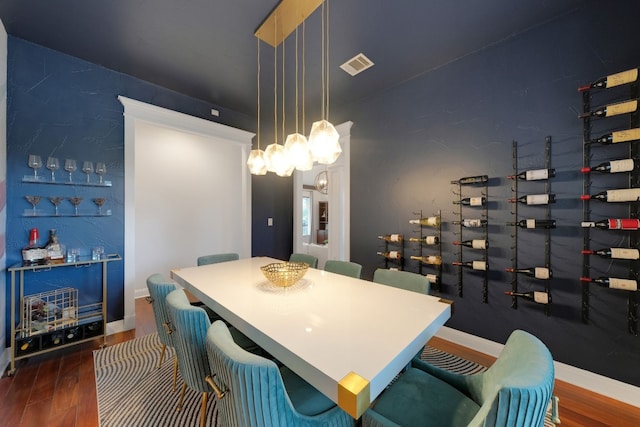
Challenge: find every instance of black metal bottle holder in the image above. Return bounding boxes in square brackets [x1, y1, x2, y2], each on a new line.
[410, 209, 442, 292]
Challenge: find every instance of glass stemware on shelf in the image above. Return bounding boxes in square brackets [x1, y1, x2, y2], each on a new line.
[82, 161, 94, 184]
[95, 162, 107, 184]
[64, 159, 77, 183]
[49, 196, 64, 216]
[93, 197, 106, 215]
[25, 195, 41, 216]
[46, 157, 60, 182]
[68, 197, 83, 216]
[28, 155, 42, 180]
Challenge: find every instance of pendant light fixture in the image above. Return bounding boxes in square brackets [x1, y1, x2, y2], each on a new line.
[247, 38, 267, 175]
[308, 0, 342, 165]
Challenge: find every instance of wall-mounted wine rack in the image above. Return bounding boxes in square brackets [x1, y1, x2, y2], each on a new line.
[451, 175, 489, 302]
[508, 138, 553, 316]
[409, 210, 442, 291]
[580, 68, 640, 335]
[377, 234, 404, 271]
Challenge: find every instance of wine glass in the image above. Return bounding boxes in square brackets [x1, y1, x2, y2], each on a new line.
[25, 195, 41, 216]
[93, 197, 106, 215]
[46, 157, 60, 182]
[64, 159, 77, 182]
[95, 162, 107, 184]
[28, 155, 42, 180]
[49, 196, 64, 216]
[82, 161, 94, 184]
[68, 197, 83, 216]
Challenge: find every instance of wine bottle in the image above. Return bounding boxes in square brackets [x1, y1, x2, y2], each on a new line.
[409, 216, 440, 227]
[22, 228, 47, 266]
[506, 219, 556, 229]
[452, 260, 487, 271]
[581, 159, 635, 174]
[378, 234, 403, 243]
[504, 267, 552, 280]
[408, 236, 439, 245]
[450, 175, 488, 185]
[508, 194, 556, 205]
[581, 218, 640, 230]
[580, 276, 638, 291]
[424, 274, 438, 284]
[581, 247, 640, 260]
[507, 168, 556, 181]
[578, 68, 638, 92]
[504, 290, 550, 304]
[410, 255, 442, 265]
[588, 128, 640, 145]
[451, 218, 487, 228]
[452, 239, 488, 249]
[578, 99, 638, 119]
[581, 188, 640, 203]
[453, 197, 486, 206]
[45, 229, 65, 264]
[377, 251, 401, 259]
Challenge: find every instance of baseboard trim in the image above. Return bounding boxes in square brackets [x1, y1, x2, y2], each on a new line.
[436, 326, 640, 409]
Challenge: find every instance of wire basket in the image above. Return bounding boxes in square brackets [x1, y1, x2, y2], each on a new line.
[23, 287, 78, 336]
[260, 262, 309, 287]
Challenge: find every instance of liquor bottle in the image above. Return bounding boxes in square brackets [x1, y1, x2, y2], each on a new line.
[409, 216, 440, 227]
[451, 175, 488, 185]
[581, 188, 640, 203]
[581, 247, 640, 260]
[580, 276, 638, 291]
[588, 128, 640, 145]
[581, 159, 635, 174]
[508, 194, 555, 205]
[507, 219, 556, 229]
[378, 234, 403, 243]
[45, 229, 65, 264]
[377, 251, 401, 260]
[507, 168, 556, 181]
[578, 68, 638, 92]
[408, 236, 439, 245]
[410, 255, 442, 265]
[578, 99, 638, 119]
[581, 218, 640, 230]
[452, 260, 487, 271]
[504, 267, 552, 279]
[504, 290, 550, 304]
[453, 197, 486, 206]
[22, 228, 47, 266]
[424, 274, 438, 284]
[451, 218, 487, 228]
[452, 239, 488, 249]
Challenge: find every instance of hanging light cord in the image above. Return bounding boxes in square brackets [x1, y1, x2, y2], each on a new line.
[302, 21, 306, 135]
[257, 38, 261, 149]
[282, 36, 285, 144]
[321, 0, 326, 120]
[325, 0, 330, 120]
[273, 16, 278, 145]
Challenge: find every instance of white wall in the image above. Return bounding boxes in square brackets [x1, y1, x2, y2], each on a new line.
[0, 19, 8, 371]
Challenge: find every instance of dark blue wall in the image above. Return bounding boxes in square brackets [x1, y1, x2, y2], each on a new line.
[330, 1, 640, 386]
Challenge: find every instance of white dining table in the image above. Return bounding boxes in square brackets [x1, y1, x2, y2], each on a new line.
[170, 257, 452, 419]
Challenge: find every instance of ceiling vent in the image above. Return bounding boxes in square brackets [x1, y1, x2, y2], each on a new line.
[340, 53, 374, 76]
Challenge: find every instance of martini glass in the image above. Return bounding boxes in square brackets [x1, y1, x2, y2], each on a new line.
[68, 197, 83, 216]
[25, 195, 41, 216]
[64, 159, 77, 183]
[49, 196, 64, 216]
[28, 155, 42, 180]
[93, 197, 106, 215]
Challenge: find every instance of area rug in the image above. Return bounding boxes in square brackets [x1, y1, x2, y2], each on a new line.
[94, 333, 557, 426]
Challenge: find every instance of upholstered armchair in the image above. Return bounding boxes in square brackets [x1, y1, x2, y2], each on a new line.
[197, 252, 239, 266]
[324, 260, 363, 278]
[289, 253, 319, 268]
[362, 329, 555, 427]
[372, 268, 430, 294]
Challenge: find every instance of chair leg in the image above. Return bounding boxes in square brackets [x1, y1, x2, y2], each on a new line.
[172, 356, 179, 392]
[158, 343, 167, 368]
[200, 392, 209, 427]
[177, 383, 187, 411]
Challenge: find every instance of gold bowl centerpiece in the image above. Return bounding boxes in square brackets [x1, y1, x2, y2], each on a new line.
[261, 262, 309, 287]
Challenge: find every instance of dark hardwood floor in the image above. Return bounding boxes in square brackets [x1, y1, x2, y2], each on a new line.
[1, 297, 638, 426]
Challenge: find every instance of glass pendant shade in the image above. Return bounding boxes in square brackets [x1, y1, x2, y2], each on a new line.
[247, 149, 268, 175]
[308, 119, 341, 165]
[264, 143, 294, 176]
[284, 133, 313, 171]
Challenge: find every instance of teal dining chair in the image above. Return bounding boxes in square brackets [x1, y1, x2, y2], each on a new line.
[373, 268, 430, 294]
[146, 273, 179, 391]
[197, 252, 239, 266]
[362, 329, 555, 427]
[289, 253, 319, 268]
[324, 260, 362, 279]
[205, 320, 355, 427]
